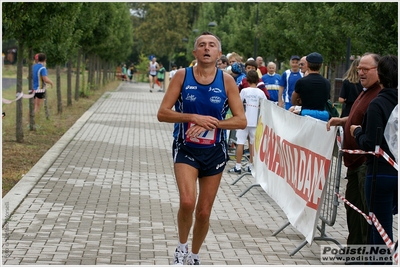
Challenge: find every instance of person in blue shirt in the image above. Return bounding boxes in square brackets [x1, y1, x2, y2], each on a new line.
[157, 32, 246, 265]
[261, 61, 281, 103]
[278, 55, 303, 110]
[32, 53, 53, 114]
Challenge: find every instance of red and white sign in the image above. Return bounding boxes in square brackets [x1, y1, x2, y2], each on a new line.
[253, 99, 337, 243]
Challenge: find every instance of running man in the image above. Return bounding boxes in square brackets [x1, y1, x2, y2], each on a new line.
[157, 32, 246, 265]
[148, 56, 159, 92]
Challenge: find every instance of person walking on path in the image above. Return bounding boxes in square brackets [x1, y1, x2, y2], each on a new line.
[32, 53, 53, 114]
[128, 63, 135, 83]
[327, 53, 382, 252]
[148, 56, 159, 92]
[122, 64, 127, 81]
[157, 31, 246, 265]
[157, 63, 166, 92]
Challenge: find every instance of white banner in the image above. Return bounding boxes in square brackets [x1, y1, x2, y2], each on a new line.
[254, 99, 337, 243]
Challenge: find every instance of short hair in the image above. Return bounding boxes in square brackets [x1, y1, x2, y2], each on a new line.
[38, 53, 46, 62]
[219, 55, 229, 65]
[193, 31, 222, 52]
[377, 55, 397, 88]
[246, 70, 259, 85]
[308, 62, 322, 71]
[245, 60, 258, 70]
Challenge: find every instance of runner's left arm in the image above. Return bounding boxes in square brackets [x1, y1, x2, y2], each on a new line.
[218, 72, 247, 130]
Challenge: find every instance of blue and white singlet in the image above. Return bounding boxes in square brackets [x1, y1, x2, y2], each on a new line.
[149, 62, 157, 76]
[174, 67, 229, 148]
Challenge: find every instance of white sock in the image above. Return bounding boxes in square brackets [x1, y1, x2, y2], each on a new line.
[190, 252, 199, 260]
[235, 163, 241, 170]
[248, 163, 253, 169]
[178, 242, 188, 253]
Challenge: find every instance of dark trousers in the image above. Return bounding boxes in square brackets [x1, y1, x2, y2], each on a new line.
[345, 163, 369, 245]
[365, 174, 398, 246]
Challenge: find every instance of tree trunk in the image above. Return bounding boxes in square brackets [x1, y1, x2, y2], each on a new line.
[67, 58, 72, 106]
[88, 54, 95, 90]
[16, 41, 24, 143]
[103, 61, 108, 86]
[81, 53, 86, 97]
[44, 90, 50, 120]
[56, 65, 62, 114]
[328, 62, 337, 102]
[75, 49, 81, 101]
[96, 57, 101, 89]
[28, 48, 35, 131]
[87, 54, 91, 90]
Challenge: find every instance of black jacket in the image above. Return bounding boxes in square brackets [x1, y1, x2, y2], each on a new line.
[354, 88, 398, 176]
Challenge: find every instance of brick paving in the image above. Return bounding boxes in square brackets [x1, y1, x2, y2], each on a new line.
[2, 81, 397, 265]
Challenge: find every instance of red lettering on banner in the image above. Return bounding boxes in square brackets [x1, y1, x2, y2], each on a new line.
[257, 125, 331, 210]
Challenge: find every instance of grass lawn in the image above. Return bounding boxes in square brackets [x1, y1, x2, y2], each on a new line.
[2, 64, 120, 196]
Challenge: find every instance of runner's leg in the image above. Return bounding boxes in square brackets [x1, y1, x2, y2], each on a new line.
[191, 172, 222, 254]
[174, 163, 198, 244]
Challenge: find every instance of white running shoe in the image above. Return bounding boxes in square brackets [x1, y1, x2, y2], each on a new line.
[187, 252, 200, 265]
[173, 248, 188, 265]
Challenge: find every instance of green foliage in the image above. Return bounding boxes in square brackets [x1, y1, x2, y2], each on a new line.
[39, 3, 83, 64]
[137, 53, 150, 73]
[3, 2, 398, 70]
[334, 2, 398, 56]
[133, 2, 200, 62]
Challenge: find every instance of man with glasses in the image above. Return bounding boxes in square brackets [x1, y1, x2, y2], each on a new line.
[327, 53, 382, 256]
[299, 56, 308, 76]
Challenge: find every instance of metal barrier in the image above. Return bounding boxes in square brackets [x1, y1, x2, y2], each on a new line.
[272, 126, 345, 255]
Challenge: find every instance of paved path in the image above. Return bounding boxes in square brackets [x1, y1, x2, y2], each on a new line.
[2, 81, 397, 265]
[2, 78, 15, 90]
[2, 78, 28, 90]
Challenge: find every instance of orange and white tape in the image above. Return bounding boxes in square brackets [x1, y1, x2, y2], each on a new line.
[335, 192, 398, 264]
[337, 137, 398, 171]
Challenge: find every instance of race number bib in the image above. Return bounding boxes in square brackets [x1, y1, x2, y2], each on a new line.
[185, 123, 217, 145]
